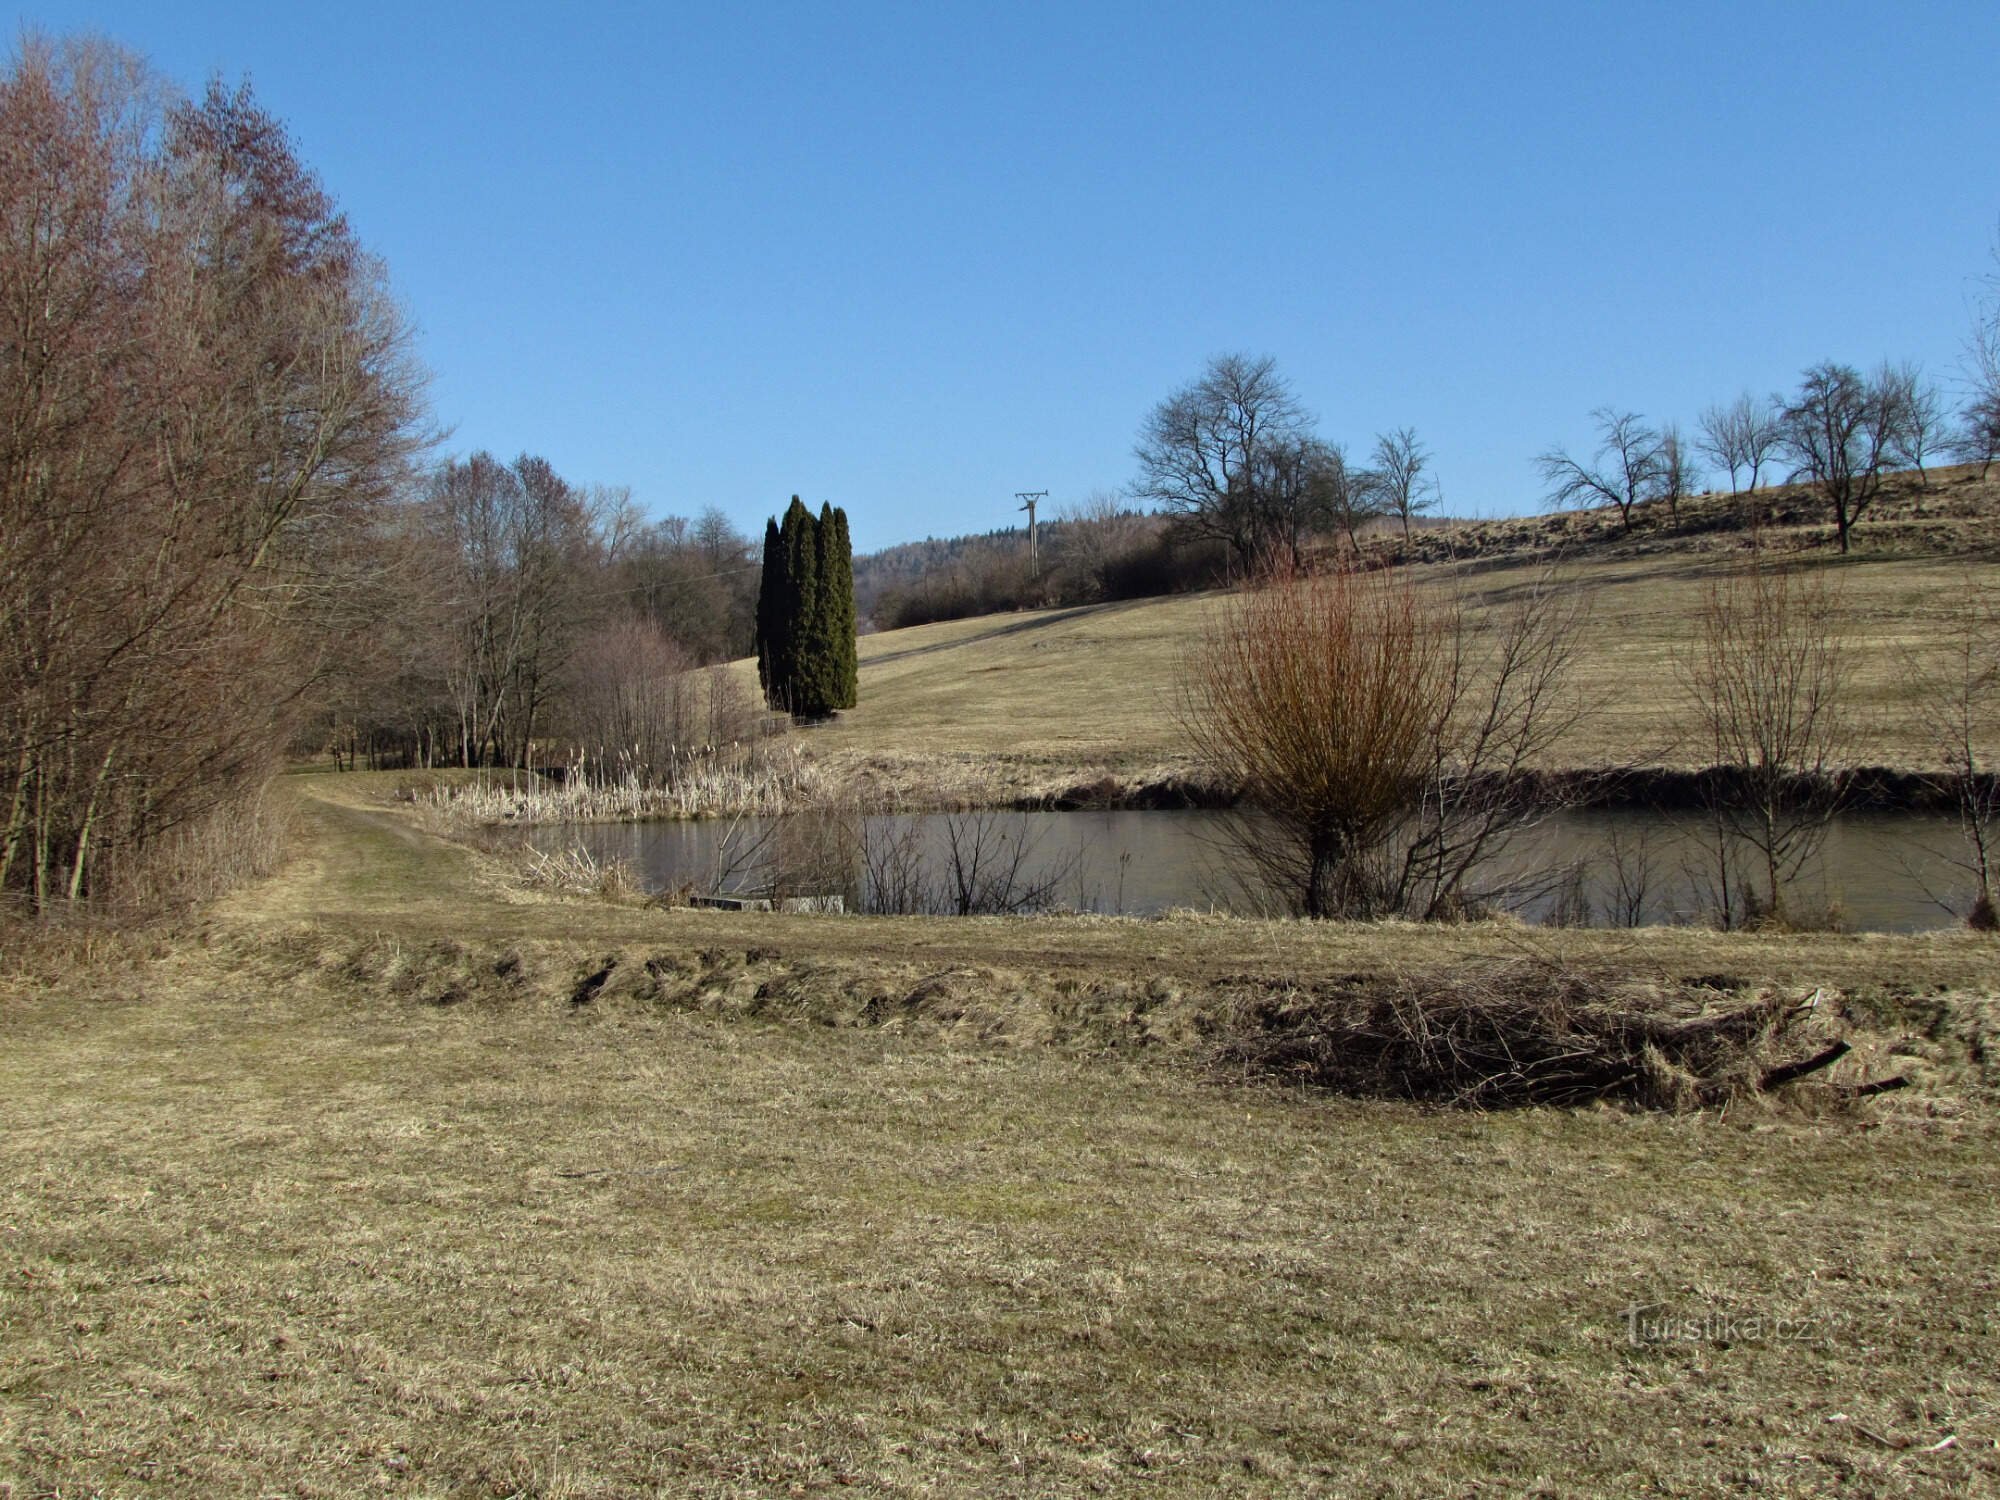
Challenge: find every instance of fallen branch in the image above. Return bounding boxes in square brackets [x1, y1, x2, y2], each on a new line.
[1219, 968, 1882, 1112]
[1761, 1040, 1851, 1090]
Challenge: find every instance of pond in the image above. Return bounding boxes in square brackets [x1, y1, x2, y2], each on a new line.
[531, 806, 1985, 932]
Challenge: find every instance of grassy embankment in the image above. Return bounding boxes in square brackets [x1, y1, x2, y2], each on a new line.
[4, 770, 1999, 1496]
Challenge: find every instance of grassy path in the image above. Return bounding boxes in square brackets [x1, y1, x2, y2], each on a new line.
[234, 774, 2000, 995]
[2, 776, 1997, 1496]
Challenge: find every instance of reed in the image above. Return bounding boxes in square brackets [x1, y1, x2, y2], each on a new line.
[417, 745, 833, 831]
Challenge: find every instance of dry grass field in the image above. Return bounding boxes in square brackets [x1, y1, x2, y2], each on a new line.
[5, 478, 1999, 1497]
[4, 775, 1999, 1497]
[739, 470, 2000, 807]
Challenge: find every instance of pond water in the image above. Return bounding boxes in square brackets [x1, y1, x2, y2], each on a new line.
[533, 807, 1983, 932]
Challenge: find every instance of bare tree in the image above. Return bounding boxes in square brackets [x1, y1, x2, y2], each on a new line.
[1054, 490, 1148, 601]
[1903, 583, 2000, 928]
[561, 614, 702, 785]
[855, 810, 1079, 916]
[1962, 389, 2000, 478]
[1696, 393, 1783, 499]
[0, 43, 426, 911]
[1678, 555, 1850, 927]
[1132, 353, 1326, 570]
[1538, 409, 1663, 533]
[1179, 562, 1590, 919]
[1962, 230, 2000, 478]
[1778, 362, 1906, 554]
[1366, 426, 1440, 540]
[1252, 432, 1347, 567]
[1307, 440, 1386, 556]
[1655, 422, 1702, 526]
[1878, 361, 1949, 488]
[423, 453, 599, 769]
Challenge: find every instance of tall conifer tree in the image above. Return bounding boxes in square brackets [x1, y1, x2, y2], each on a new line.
[826, 505, 858, 708]
[755, 515, 783, 695]
[756, 495, 857, 717]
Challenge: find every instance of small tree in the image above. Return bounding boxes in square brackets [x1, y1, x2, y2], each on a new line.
[1678, 554, 1850, 926]
[1961, 230, 2000, 479]
[1904, 583, 1999, 928]
[1962, 389, 2000, 478]
[1656, 421, 1702, 526]
[1778, 362, 1905, 553]
[1310, 441, 1386, 557]
[1697, 393, 1783, 499]
[1180, 563, 1589, 919]
[1538, 409, 1662, 533]
[1367, 426, 1440, 541]
[1878, 361, 1948, 488]
[1182, 564, 1450, 917]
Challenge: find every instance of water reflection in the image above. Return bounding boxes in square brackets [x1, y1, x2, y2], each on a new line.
[532, 807, 1981, 932]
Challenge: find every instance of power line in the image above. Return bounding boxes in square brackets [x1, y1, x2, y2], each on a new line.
[1016, 490, 1047, 579]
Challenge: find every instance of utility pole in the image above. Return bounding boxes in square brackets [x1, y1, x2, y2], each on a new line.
[1016, 490, 1047, 580]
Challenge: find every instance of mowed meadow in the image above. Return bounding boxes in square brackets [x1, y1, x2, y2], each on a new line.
[4, 771, 2000, 1496]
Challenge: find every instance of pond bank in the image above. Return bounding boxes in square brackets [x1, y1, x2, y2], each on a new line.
[1022, 763, 1995, 815]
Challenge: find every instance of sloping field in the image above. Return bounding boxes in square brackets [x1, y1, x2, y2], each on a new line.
[735, 541, 1998, 805]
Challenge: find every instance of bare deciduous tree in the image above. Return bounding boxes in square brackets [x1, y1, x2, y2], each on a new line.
[1309, 440, 1388, 556]
[1538, 409, 1662, 533]
[1678, 555, 1850, 927]
[1778, 362, 1906, 554]
[1697, 393, 1783, 499]
[1962, 388, 2000, 477]
[1180, 562, 1590, 919]
[1903, 583, 2000, 928]
[1132, 353, 1326, 570]
[0, 40, 427, 911]
[421, 452, 602, 769]
[1655, 422, 1702, 526]
[1366, 426, 1440, 541]
[1961, 231, 2000, 478]
[1054, 490, 1149, 601]
[1878, 361, 1949, 488]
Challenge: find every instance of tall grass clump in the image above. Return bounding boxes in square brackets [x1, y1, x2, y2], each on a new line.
[418, 744, 833, 831]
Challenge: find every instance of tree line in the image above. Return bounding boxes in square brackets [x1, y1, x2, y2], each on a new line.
[1133, 336, 1996, 577]
[314, 452, 765, 781]
[0, 40, 424, 912]
[0, 36, 859, 916]
[1541, 359, 1968, 552]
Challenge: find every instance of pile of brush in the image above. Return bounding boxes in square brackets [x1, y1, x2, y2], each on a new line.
[1221, 961, 1906, 1111]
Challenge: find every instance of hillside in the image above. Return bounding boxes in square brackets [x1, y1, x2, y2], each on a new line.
[736, 467, 2000, 807]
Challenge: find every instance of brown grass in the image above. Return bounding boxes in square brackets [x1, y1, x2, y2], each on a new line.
[3, 777, 1998, 1494]
[736, 468, 2000, 809]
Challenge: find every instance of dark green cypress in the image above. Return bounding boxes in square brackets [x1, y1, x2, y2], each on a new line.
[827, 505, 858, 709]
[755, 515, 783, 698]
[803, 502, 838, 714]
[755, 496, 858, 718]
[780, 496, 820, 715]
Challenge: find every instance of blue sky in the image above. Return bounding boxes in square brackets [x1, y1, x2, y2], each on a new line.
[16, 1, 2000, 552]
